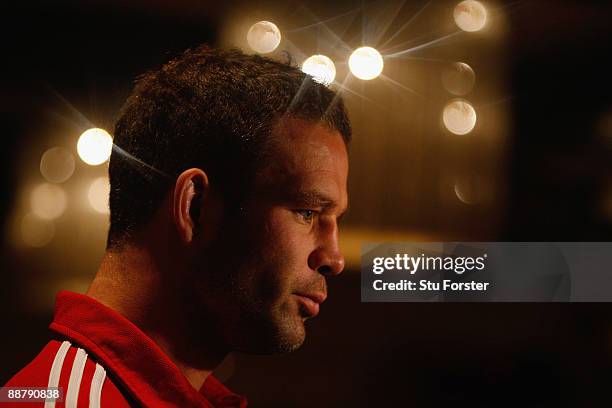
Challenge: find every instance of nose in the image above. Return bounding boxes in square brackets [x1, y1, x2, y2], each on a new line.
[309, 247, 345, 276]
[308, 225, 345, 277]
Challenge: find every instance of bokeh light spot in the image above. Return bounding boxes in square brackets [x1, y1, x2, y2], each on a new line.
[443, 99, 477, 135]
[247, 21, 281, 54]
[77, 128, 113, 166]
[21, 213, 55, 247]
[30, 183, 67, 220]
[349, 47, 384, 80]
[442, 62, 476, 96]
[302, 55, 336, 85]
[40, 147, 75, 183]
[88, 177, 110, 214]
[454, 0, 488, 32]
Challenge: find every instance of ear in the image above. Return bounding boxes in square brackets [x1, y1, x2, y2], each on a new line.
[173, 168, 210, 244]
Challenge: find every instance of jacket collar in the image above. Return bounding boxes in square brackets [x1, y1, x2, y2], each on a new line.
[50, 291, 246, 408]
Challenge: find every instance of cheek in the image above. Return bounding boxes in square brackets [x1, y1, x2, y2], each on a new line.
[250, 210, 314, 298]
[267, 209, 313, 265]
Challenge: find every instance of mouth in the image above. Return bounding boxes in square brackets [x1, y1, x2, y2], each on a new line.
[294, 292, 326, 318]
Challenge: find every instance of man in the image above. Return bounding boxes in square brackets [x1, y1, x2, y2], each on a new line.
[5, 46, 350, 407]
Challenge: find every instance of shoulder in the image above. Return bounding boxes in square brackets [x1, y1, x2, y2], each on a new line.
[5, 340, 133, 407]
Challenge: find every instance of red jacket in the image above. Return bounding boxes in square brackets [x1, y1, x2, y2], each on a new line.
[5, 291, 247, 408]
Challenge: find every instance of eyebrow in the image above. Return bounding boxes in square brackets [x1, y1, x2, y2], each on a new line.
[291, 190, 349, 216]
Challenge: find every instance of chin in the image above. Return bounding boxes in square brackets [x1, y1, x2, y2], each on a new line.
[273, 322, 306, 354]
[232, 333, 305, 355]
[232, 310, 307, 355]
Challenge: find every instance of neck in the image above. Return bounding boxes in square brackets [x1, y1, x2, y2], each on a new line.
[86, 244, 226, 390]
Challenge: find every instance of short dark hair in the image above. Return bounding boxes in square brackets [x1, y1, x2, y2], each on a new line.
[107, 45, 351, 250]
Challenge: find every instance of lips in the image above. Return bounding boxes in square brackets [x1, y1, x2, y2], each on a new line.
[294, 292, 326, 318]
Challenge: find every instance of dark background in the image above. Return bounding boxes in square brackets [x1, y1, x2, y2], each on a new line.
[2, 1, 612, 406]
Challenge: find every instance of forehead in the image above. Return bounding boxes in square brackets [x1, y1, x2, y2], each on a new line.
[256, 117, 349, 203]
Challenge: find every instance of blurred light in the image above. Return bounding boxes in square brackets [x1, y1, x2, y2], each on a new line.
[77, 128, 113, 165]
[443, 99, 477, 135]
[40, 147, 75, 183]
[454, 0, 487, 32]
[21, 213, 55, 247]
[247, 21, 281, 54]
[454, 178, 478, 205]
[349, 47, 384, 80]
[88, 177, 110, 214]
[442, 62, 475, 96]
[454, 182, 471, 205]
[302, 55, 336, 85]
[31, 183, 67, 220]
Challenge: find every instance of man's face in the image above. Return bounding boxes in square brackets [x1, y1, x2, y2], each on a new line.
[194, 118, 348, 354]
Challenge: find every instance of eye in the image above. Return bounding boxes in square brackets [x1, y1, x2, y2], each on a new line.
[295, 209, 316, 223]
